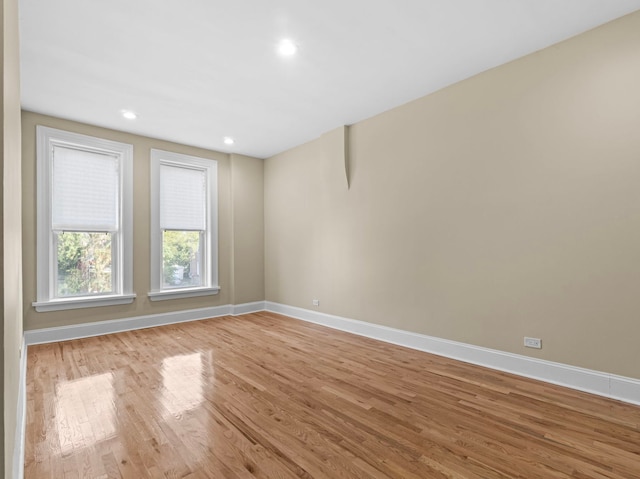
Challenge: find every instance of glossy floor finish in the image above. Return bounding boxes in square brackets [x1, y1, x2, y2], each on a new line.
[26, 312, 640, 478]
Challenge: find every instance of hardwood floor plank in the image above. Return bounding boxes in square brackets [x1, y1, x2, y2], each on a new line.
[25, 312, 640, 478]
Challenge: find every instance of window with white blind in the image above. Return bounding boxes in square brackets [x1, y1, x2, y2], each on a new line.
[34, 126, 134, 312]
[149, 149, 219, 300]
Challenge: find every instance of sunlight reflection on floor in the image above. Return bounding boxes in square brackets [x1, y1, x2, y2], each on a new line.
[55, 372, 116, 454]
[160, 352, 204, 417]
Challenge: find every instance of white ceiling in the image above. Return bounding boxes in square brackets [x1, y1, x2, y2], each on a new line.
[19, 1, 640, 159]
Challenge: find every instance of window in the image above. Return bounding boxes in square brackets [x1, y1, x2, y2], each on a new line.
[149, 149, 219, 300]
[34, 126, 134, 312]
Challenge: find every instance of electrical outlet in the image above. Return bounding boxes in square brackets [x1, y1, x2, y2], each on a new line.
[524, 337, 542, 349]
[312, 299, 320, 306]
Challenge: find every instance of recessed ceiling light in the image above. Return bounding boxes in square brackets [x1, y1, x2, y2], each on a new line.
[121, 110, 137, 120]
[223, 137, 235, 145]
[277, 39, 297, 56]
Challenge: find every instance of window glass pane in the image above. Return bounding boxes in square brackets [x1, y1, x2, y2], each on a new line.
[162, 230, 202, 289]
[56, 232, 113, 297]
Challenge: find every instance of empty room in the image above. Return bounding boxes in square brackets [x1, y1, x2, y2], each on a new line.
[3, 0, 640, 478]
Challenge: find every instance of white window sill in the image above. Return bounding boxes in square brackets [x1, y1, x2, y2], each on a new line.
[33, 294, 136, 312]
[147, 286, 221, 302]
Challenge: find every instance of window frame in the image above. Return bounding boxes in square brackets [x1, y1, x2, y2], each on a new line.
[33, 126, 135, 312]
[148, 149, 219, 301]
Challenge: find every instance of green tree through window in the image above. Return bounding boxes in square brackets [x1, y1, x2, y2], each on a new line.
[162, 230, 201, 288]
[56, 232, 112, 296]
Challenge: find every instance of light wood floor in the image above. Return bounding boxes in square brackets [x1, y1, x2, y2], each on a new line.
[25, 312, 640, 478]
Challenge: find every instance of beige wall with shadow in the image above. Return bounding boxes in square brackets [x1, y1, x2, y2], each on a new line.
[265, 11, 640, 379]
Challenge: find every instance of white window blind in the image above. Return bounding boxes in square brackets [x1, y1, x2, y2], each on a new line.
[52, 145, 120, 231]
[159, 164, 206, 231]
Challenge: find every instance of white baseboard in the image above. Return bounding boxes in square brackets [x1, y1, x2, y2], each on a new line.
[231, 301, 266, 315]
[24, 301, 266, 345]
[264, 301, 640, 406]
[14, 337, 27, 479]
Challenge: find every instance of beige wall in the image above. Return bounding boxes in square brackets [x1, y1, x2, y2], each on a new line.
[3, 0, 23, 474]
[265, 11, 640, 379]
[22, 112, 265, 331]
[230, 154, 265, 304]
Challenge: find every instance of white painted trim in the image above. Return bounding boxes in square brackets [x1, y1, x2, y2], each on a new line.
[149, 149, 219, 295]
[231, 301, 266, 315]
[33, 293, 136, 312]
[14, 337, 27, 479]
[264, 302, 640, 406]
[24, 302, 266, 345]
[25, 305, 231, 345]
[147, 286, 220, 301]
[35, 126, 134, 307]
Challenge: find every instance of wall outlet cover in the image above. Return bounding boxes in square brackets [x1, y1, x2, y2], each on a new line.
[524, 337, 542, 349]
